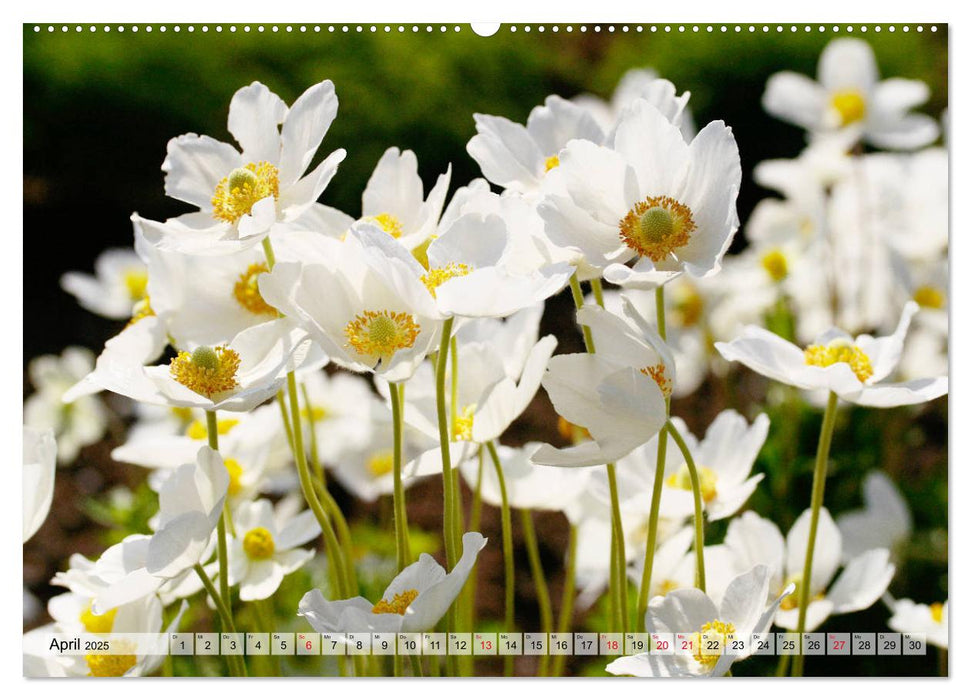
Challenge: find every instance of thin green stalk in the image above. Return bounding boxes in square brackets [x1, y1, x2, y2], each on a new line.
[568, 273, 629, 633]
[637, 406, 669, 631]
[605, 463, 629, 634]
[775, 650, 792, 677]
[279, 389, 358, 594]
[205, 411, 233, 618]
[287, 372, 351, 598]
[520, 508, 553, 677]
[665, 420, 707, 592]
[637, 286, 670, 631]
[486, 441, 516, 677]
[568, 274, 596, 352]
[791, 391, 839, 677]
[194, 563, 246, 677]
[390, 381, 412, 570]
[409, 654, 425, 677]
[300, 382, 325, 487]
[252, 599, 281, 676]
[550, 523, 577, 677]
[435, 317, 459, 568]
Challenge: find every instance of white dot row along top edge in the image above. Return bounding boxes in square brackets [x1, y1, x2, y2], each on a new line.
[32, 24, 940, 35]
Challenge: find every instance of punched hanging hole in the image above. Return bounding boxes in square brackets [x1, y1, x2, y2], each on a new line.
[471, 23, 501, 37]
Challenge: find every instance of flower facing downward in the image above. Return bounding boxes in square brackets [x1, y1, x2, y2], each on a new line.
[169, 345, 241, 399]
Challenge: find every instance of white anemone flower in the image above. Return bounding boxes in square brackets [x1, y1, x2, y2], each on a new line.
[64, 317, 315, 413]
[354, 213, 573, 320]
[574, 70, 696, 138]
[142, 80, 345, 254]
[763, 38, 939, 150]
[627, 531, 739, 607]
[539, 98, 740, 288]
[380, 307, 557, 448]
[837, 471, 913, 564]
[23, 594, 184, 677]
[298, 370, 380, 465]
[259, 229, 443, 383]
[595, 410, 767, 523]
[25, 347, 107, 464]
[532, 303, 669, 468]
[228, 498, 320, 601]
[887, 598, 948, 649]
[606, 564, 793, 677]
[23, 427, 56, 542]
[349, 146, 452, 249]
[86, 446, 229, 612]
[60, 247, 148, 320]
[298, 532, 486, 633]
[716, 302, 947, 407]
[724, 510, 895, 632]
[467, 95, 605, 198]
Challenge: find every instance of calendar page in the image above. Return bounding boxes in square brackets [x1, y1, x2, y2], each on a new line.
[21, 13, 949, 683]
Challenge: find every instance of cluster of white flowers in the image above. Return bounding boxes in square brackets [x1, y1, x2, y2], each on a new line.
[23, 37, 946, 678]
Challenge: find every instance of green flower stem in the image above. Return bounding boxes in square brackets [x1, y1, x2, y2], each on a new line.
[520, 508, 554, 677]
[193, 563, 246, 677]
[389, 381, 412, 570]
[205, 411, 233, 619]
[637, 286, 670, 631]
[665, 419, 707, 592]
[550, 523, 577, 677]
[409, 653, 425, 677]
[568, 273, 629, 633]
[286, 372, 352, 598]
[435, 317, 459, 569]
[252, 599, 281, 676]
[300, 382, 325, 487]
[485, 441, 516, 677]
[568, 274, 597, 352]
[637, 403, 669, 632]
[277, 389, 358, 595]
[791, 390, 839, 678]
[590, 277, 606, 307]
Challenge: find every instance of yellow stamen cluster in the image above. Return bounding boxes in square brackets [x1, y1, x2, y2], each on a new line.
[930, 602, 944, 624]
[804, 339, 873, 383]
[557, 415, 592, 444]
[233, 262, 276, 316]
[692, 619, 735, 667]
[302, 405, 329, 422]
[86, 652, 137, 677]
[344, 310, 420, 362]
[761, 249, 789, 282]
[123, 269, 148, 301]
[211, 162, 279, 224]
[831, 90, 867, 126]
[169, 345, 241, 398]
[619, 195, 696, 263]
[80, 603, 117, 634]
[372, 589, 419, 615]
[243, 526, 275, 560]
[913, 285, 945, 310]
[544, 154, 560, 172]
[224, 458, 244, 496]
[421, 262, 472, 297]
[453, 405, 475, 441]
[366, 449, 395, 477]
[641, 363, 673, 398]
[185, 418, 240, 440]
[365, 213, 405, 239]
[666, 464, 719, 503]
